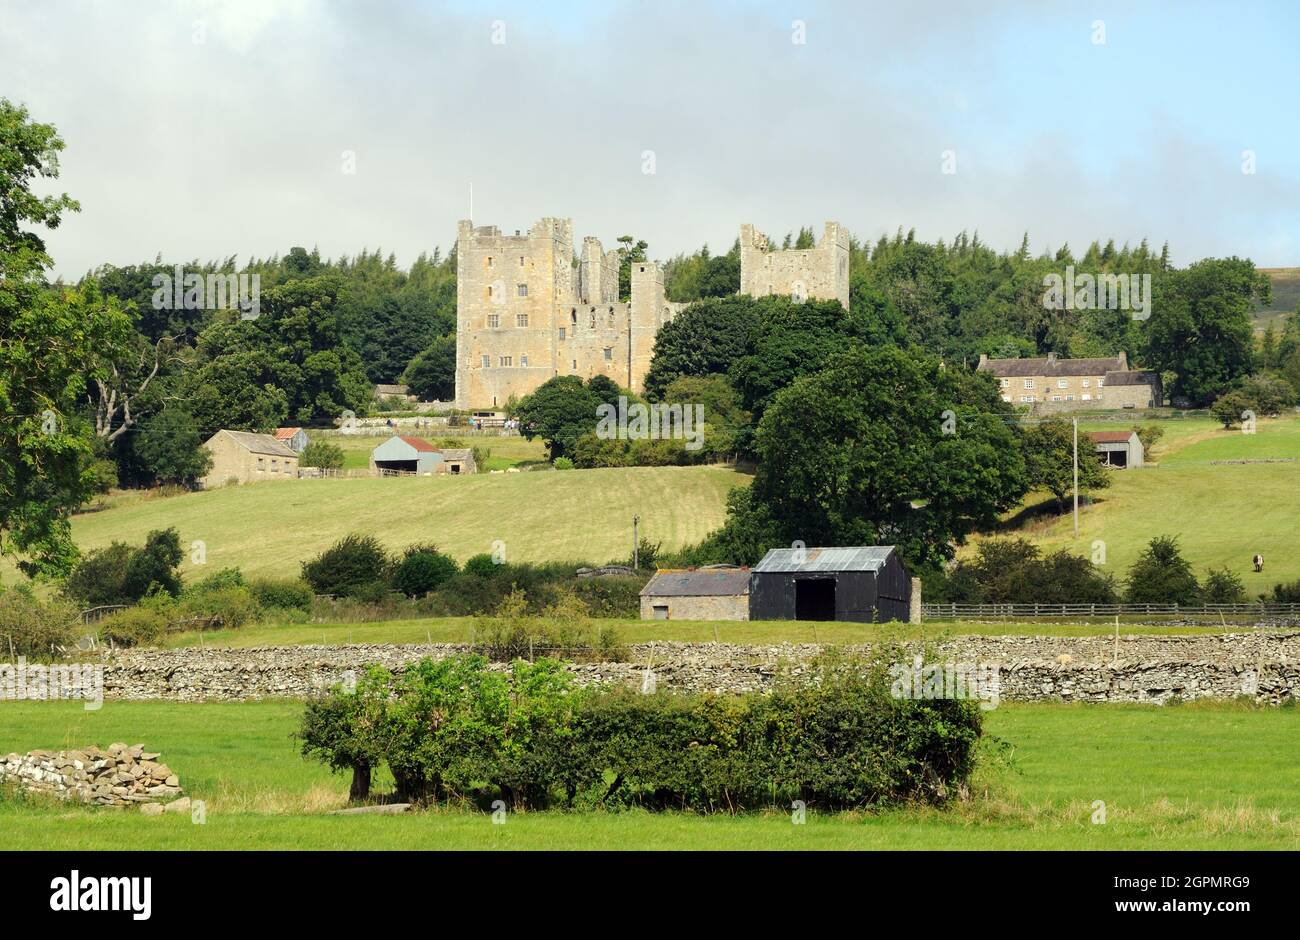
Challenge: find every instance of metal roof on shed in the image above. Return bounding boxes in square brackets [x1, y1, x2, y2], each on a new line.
[752, 546, 897, 573]
[640, 569, 752, 597]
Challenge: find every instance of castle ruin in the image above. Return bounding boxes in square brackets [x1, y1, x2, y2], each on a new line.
[454, 218, 850, 409]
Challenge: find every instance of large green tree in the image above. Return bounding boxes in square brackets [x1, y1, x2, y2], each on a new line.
[0, 100, 133, 579]
[736, 346, 1028, 567]
[1143, 257, 1268, 405]
[401, 333, 457, 401]
[1021, 417, 1111, 507]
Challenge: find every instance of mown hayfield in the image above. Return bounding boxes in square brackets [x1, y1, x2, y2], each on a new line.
[52, 465, 749, 581]
[1, 700, 1295, 849]
[992, 413, 1300, 593]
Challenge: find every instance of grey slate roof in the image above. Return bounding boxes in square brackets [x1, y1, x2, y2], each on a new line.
[1102, 370, 1158, 387]
[218, 430, 298, 458]
[978, 355, 1123, 378]
[640, 569, 752, 598]
[753, 546, 897, 573]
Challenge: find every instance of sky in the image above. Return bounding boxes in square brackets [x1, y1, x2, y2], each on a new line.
[2, 0, 1297, 279]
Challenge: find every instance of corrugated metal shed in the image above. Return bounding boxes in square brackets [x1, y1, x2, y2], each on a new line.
[753, 546, 896, 573]
[641, 569, 752, 598]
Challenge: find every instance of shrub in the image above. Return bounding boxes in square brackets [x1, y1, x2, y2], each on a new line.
[62, 542, 134, 607]
[1268, 579, 1300, 603]
[934, 538, 1116, 605]
[392, 550, 459, 597]
[552, 456, 574, 470]
[249, 577, 315, 612]
[187, 567, 245, 594]
[300, 441, 345, 471]
[470, 588, 624, 662]
[179, 586, 261, 630]
[120, 528, 185, 601]
[1131, 424, 1165, 452]
[301, 534, 390, 597]
[1200, 567, 1247, 604]
[463, 553, 499, 578]
[1124, 535, 1200, 605]
[0, 591, 80, 659]
[98, 605, 171, 648]
[1211, 391, 1253, 429]
[300, 649, 982, 811]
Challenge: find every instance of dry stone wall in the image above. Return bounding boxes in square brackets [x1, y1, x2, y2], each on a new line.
[1, 743, 183, 806]
[83, 632, 1299, 705]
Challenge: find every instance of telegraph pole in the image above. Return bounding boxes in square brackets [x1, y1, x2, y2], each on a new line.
[1072, 417, 1079, 537]
[633, 515, 640, 569]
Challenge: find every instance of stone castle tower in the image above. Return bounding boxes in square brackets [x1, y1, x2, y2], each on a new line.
[454, 218, 849, 410]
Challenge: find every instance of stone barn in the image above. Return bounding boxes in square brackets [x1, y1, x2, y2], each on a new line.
[199, 430, 300, 488]
[370, 435, 442, 475]
[1088, 430, 1144, 468]
[640, 568, 751, 621]
[749, 546, 912, 623]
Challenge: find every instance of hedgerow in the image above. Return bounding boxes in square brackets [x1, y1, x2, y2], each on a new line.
[299, 650, 982, 812]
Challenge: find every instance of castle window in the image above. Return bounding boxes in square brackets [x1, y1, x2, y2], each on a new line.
[499, 356, 512, 367]
[487, 314, 499, 329]
[603, 347, 612, 361]
[521, 355, 529, 367]
[486, 257, 493, 268]
[519, 256, 525, 267]
[558, 328, 566, 341]
[572, 360, 577, 370]
[589, 314, 596, 329]
[639, 265, 645, 273]
[481, 355, 490, 368]
[516, 313, 529, 328]
[571, 309, 576, 323]
[517, 283, 527, 297]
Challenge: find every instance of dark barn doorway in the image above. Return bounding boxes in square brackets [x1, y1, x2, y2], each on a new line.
[794, 578, 836, 621]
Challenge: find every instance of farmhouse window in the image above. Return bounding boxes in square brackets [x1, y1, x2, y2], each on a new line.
[1082, 379, 1091, 387]
[1000, 378, 1009, 388]
[257, 457, 265, 472]
[1058, 379, 1068, 389]
[1024, 379, 1034, 389]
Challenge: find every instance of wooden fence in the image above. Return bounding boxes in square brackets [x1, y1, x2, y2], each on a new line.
[922, 602, 1300, 620]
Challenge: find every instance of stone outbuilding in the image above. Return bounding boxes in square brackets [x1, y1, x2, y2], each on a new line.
[1088, 430, 1145, 468]
[749, 546, 912, 623]
[436, 448, 477, 475]
[640, 567, 751, 621]
[370, 435, 443, 475]
[200, 430, 300, 488]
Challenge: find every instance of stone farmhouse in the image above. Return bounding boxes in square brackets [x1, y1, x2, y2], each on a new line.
[454, 219, 850, 409]
[977, 351, 1162, 411]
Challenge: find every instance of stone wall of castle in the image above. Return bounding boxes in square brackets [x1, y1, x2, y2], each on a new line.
[455, 218, 848, 409]
[739, 221, 850, 310]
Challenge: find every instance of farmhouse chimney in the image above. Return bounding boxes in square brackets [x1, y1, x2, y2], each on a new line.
[1047, 352, 1058, 366]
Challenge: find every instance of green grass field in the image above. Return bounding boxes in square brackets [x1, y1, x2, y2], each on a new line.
[982, 414, 1300, 593]
[36, 465, 747, 582]
[1, 700, 1295, 849]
